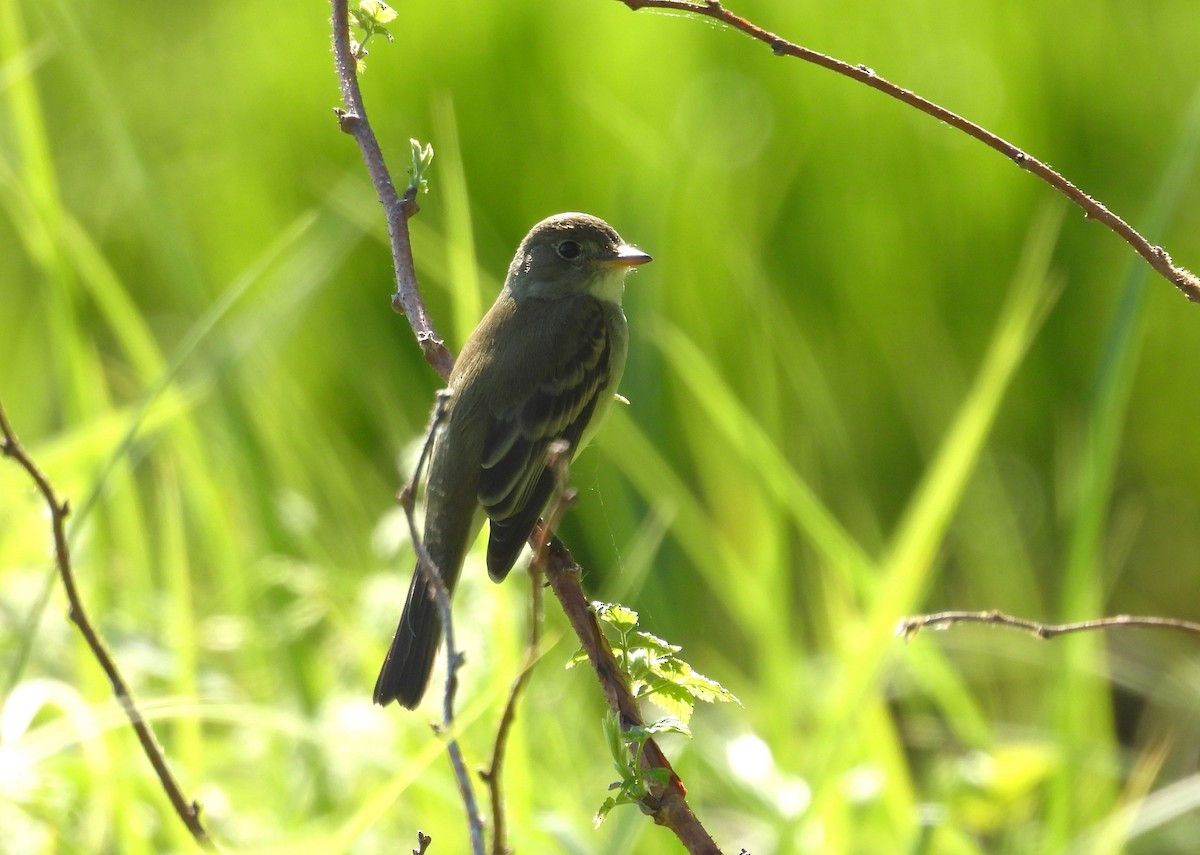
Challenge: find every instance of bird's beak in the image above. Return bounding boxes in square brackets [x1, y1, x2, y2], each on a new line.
[599, 244, 653, 267]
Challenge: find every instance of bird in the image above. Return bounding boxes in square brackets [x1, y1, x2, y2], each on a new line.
[373, 212, 652, 708]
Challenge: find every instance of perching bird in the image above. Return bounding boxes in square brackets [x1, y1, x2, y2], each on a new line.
[374, 212, 651, 708]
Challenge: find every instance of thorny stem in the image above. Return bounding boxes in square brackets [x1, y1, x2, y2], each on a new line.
[331, 0, 455, 377]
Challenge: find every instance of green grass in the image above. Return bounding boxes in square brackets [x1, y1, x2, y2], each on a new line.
[3, 0, 1200, 853]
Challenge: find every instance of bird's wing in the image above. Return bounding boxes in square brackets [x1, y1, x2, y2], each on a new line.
[477, 298, 614, 580]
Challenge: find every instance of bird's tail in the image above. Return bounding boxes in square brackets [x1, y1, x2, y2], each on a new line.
[374, 562, 443, 708]
[374, 438, 480, 709]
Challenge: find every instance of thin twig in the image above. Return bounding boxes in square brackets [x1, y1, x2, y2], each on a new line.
[617, 0, 1200, 304]
[330, 0, 454, 378]
[480, 441, 573, 855]
[0, 402, 216, 850]
[899, 610, 1200, 640]
[399, 392, 486, 855]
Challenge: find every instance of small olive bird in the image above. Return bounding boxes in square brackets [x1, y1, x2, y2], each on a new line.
[374, 212, 652, 708]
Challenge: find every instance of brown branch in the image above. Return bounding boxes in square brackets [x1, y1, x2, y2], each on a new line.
[333, 5, 479, 849]
[399, 393, 486, 855]
[330, 0, 455, 379]
[541, 536, 721, 854]
[617, 0, 1200, 304]
[898, 610, 1200, 640]
[482, 443, 724, 854]
[0, 402, 217, 850]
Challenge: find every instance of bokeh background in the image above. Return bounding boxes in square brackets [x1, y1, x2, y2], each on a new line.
[3, 0, 1200, 852]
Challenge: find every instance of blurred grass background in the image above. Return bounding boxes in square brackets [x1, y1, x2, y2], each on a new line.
[3, 0, 1200, 852]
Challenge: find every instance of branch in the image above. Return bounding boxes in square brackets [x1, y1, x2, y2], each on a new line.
[0, 403, 216, 850]
[399, 393, 486, 855]
[330, 0, 455, 379]
[617, 0, 1200, 304]
[332, 4, 481, 850]
[541, 533, 721, 854]
[899, 610, 1200, 641]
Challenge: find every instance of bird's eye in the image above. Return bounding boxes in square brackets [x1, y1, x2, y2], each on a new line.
[556, 240, 582, 260]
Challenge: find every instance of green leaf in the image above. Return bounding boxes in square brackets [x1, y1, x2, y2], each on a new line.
[671, 661, 741, 706]
[630, 630, 682, 656]
[577, 599, 739, 720]
[408, 139, 435, 194]
[593, 797, 619, 828]
[644, 680, 698, 724]
[629, 716, 692, 739]
[603, 712, 632, 776]
[593, 601, 640, 634]
[357, 0, 398, 25]
[349, 0, 397, 68]
[564, 648, 590, 670]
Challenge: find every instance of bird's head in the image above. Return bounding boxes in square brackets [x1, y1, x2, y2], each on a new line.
[506, 212, 651, 303]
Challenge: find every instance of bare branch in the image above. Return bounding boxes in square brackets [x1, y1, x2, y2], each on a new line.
[617, 0, 1200, 304]
[898, 610, 1200, 640]
[399, 393, 486, 855]
[330, 0, 455, 378]
[0, 402, 217, 850]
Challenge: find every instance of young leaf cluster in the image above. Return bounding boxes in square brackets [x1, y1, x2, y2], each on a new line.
[579, 602, 740, 725]
[408, 139, 435, 196]
[593, 712, 687, 827]
[568, 602, 739, 826]
[349, 0, 397, 69]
